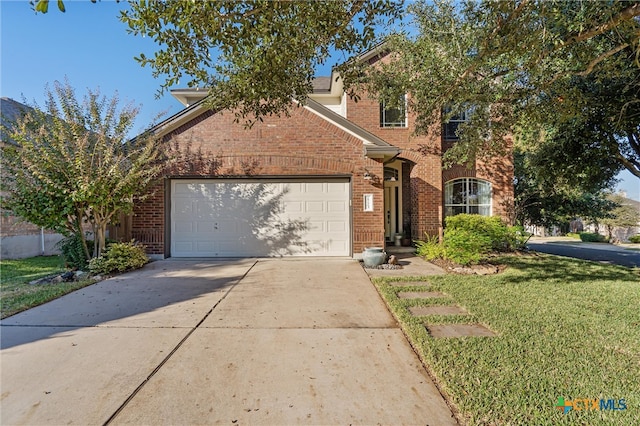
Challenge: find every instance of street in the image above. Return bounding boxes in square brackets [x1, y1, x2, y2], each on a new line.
[526, 239, 640, 268]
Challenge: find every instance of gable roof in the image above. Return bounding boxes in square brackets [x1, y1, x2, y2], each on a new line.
[150, 94, 400, 158]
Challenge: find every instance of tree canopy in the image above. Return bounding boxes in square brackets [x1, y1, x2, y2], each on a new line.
[32, 0, 401, 123]
[1, 80, 163, 259]
[120, 0, 401, 122]
[355, 0, 640, 177]
[32, 0, 640, 181]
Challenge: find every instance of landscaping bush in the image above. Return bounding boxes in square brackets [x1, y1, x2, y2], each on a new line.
[443, 227, 492, 265]
[57, 234, 94, 269]
[566, 232, 581, 239]
[415, 214, 529, 266]
[415, 234, 446, 261]
[88, 241, 148, 275]
[445, 214, 527, 252]
[579, 232, 609, 243]
[628, 234, 640, 243]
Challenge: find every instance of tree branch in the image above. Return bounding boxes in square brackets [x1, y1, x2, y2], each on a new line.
[564, 3, 640, 47]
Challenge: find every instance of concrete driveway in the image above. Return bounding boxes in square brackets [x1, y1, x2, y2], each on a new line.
[0, 258, 457, 425]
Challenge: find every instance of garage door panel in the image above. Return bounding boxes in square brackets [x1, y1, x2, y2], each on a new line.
[328, 201, 347, 212]
[327, 182, 348, 194]
[307, 220, 325, 233]
[327, 221, 346, 232]
[328, 239, 348, 252]
[174, 241, 194, 253]
[173, 199, 194, 216]
[196, 241, 216, 252]
[196, 221, 217, 233]
[305, 201, 324, 213]
[283, 201, 303, 213]
[171, 179, 350, 257]
[174, 221, 192, 233]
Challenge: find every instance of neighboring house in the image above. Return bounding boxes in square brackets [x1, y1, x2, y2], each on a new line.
[130, 48, 514, 259]
[584, 195, 640, 242]
[0, 97, 65, 259]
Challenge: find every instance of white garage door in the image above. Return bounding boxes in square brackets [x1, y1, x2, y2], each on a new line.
[171, 179, 351, 257]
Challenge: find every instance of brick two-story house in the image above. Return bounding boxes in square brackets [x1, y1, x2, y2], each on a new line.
[130, 49, 514, 259]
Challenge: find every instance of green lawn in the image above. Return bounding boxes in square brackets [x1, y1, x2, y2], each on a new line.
[373, 254, 639, 425]
[0, 256, 95, 319]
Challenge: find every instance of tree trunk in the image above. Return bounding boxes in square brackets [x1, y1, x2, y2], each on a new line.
[76, 215, 91, 261]
[94, 224, 106, 258]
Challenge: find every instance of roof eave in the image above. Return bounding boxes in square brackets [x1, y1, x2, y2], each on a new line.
[363, 145, 402, 160]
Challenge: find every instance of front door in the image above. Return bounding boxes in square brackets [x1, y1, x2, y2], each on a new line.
[383, 164, 402, 240]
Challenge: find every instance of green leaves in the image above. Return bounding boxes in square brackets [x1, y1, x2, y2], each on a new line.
[1, 79, 164, 260]
[120, 0, 402, 123]
[361, 0, 640, 175]
[32, 0, 65, 13]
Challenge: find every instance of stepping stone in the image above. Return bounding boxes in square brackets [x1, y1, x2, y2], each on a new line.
[388, 281, 430, 287]
[397, 291, 445, 299]
[426, 324, 497, 338]
[409, 305, 468, 316]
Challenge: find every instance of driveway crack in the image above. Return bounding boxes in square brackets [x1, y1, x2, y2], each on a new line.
[102, 260, 258, 426]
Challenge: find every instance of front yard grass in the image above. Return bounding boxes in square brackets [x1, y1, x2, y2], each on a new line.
[0, 256, 95, 319]
[373, 254, 639, 425]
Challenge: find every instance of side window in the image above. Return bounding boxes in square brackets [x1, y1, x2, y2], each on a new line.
[442, 106, 472, 140]
[444, 178, 492, 217]
[380, 95, 407, 128]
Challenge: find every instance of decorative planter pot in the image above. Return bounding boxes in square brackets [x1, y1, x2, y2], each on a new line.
[362, 247, 387, 268]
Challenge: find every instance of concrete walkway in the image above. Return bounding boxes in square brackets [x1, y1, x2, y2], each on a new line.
[0, 258, 457, 425]
[365, 247, 445, 278]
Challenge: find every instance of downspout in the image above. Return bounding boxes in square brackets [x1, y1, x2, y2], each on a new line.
[40, 227, 45, 255]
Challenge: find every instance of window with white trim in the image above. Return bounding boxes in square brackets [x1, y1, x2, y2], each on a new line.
[380, 95, 407, 128]
[444, 178, 492, 217]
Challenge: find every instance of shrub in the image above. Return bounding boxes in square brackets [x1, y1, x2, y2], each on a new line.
[566, 232, 581, 239]
[415, 234, 446, 260]
[415, 215, 529, 266]
[445, 214, 527, 252]
[88, 241, 148, 275]
[579, 232, 609, 243]
[443, 228, 492, 265]
[57, 234, 94, 269]
[628, 234, 640, 243]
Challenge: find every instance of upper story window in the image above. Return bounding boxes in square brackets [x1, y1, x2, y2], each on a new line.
[442, 106, 473, 140]
[380, 95, 407, 128]
[444, 178, 492, 217]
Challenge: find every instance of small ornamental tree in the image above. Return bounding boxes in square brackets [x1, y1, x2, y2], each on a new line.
[1, 79, 163, 260]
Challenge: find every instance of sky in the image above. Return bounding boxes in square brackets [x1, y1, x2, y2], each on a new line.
[1, 0, 639, 201]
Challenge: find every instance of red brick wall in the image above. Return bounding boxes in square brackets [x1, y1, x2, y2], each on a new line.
[441, 141, 515, 224]
[344, 52, 514, 236]
[133, 106, 384, 256]
[344, 90, 444, 240]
